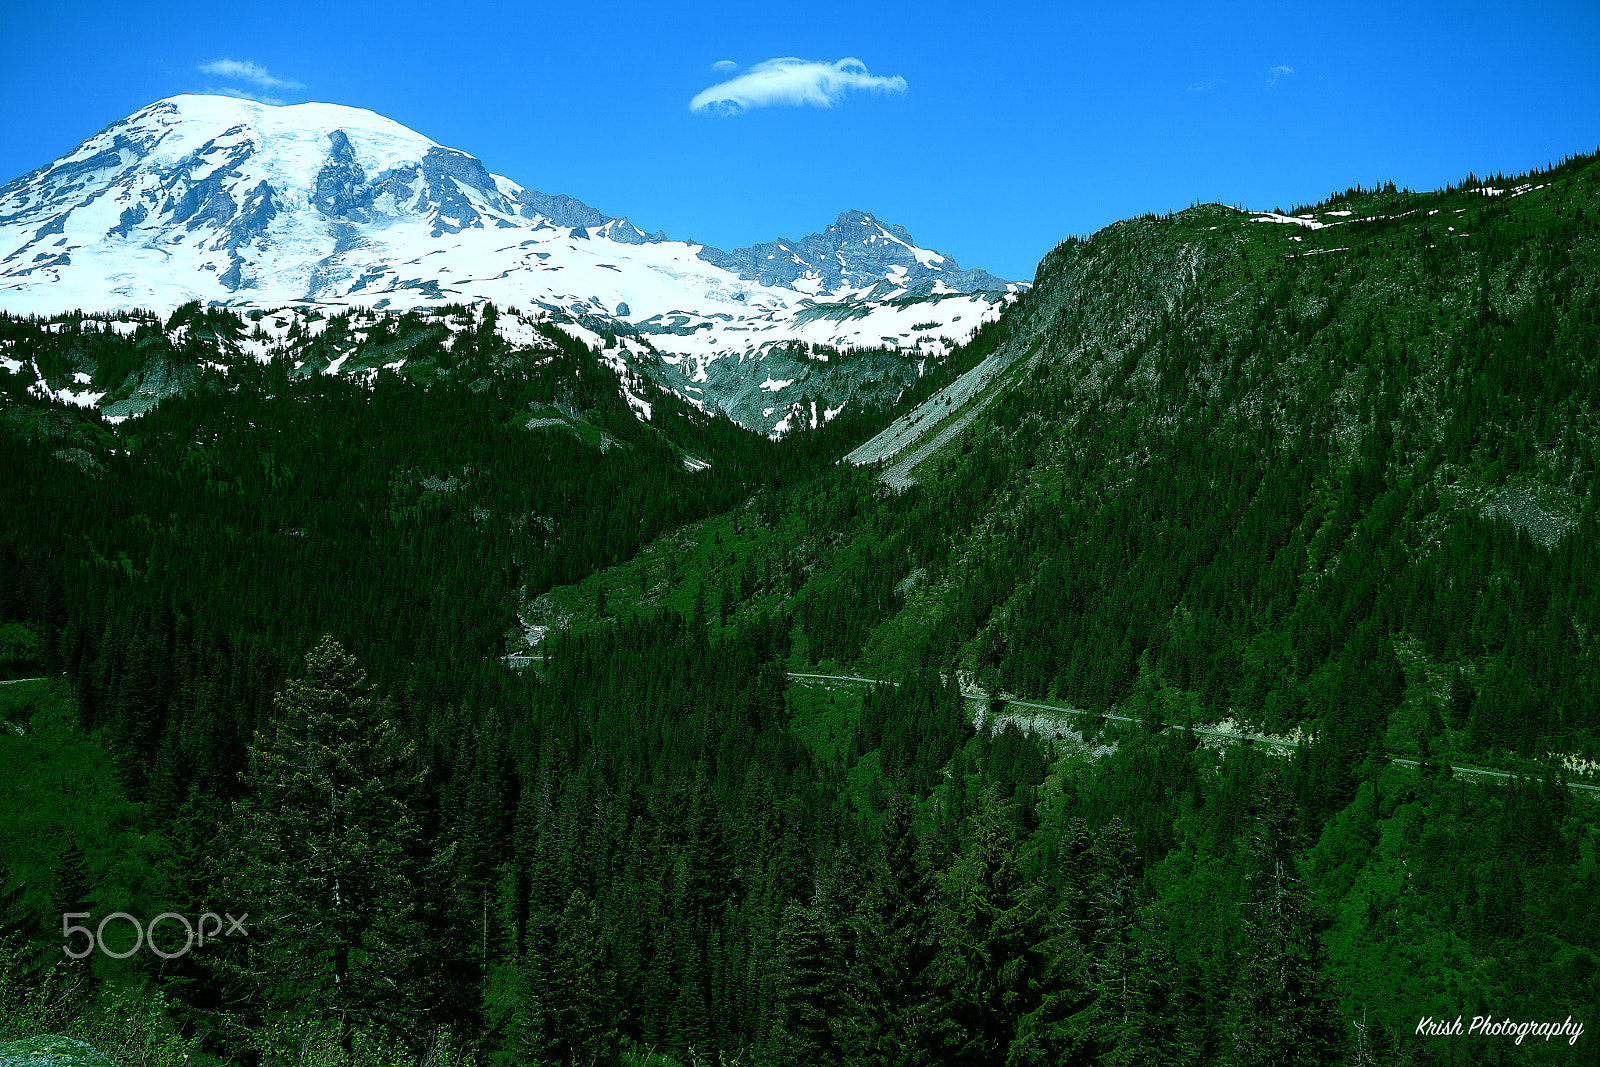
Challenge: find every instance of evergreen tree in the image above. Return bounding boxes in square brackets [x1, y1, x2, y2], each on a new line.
[406, 838, 484, 1043]
[1228, 798, 1344, 1067]
[1103, 936, 1200, 1067]
[228, 636, 428, 1055]
[1087, 817, 1139, 1024]
[0, 862, 45, 990]
[51, 840, 97, 1000]
[556, 888, 619, 1066]
[770, 903, 848, 1066]
[858, 791, 939, 1066]
[930, 788, 1092, 1066]
[518, 888, 618, 1067]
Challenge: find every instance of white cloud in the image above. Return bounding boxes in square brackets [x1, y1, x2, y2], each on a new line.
[204, 85, 286, 105]
[690, 57, 907, 116]
[197, 59, 304, 91]
[711, 59, 738, 74]
[1267, 65, 1294, 87]
[1186, 77, 1222, 93]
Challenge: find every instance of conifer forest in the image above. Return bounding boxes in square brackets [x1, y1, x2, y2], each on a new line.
[3, 153, 1600, 1066]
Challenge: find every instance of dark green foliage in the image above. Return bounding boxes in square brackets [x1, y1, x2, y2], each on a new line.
[518, 888, 618, 1067]
[228, 637, 434, 1053]
[2, 152, 1600, 1065]
[927, 788, 1089, 1066]
[1228, 797, 1345, 1067]
[770, 904, 848, 1065]
[47, 840, 97, 1001]
[854, 676, 972, 798]
[855, 792, 938, 1066]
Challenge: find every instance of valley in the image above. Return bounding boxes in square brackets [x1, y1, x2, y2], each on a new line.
[1, 95, 1599, 1067]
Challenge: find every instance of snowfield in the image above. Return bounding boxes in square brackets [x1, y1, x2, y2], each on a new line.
[0, 94, 1023, 437]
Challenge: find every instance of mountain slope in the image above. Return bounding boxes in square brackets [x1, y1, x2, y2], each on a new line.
[538, 150, 1600, 781]
[802, 153, 1600, 767]
[696, 208, 1013, 294]
[0, 95, 1022, 434]
[4, 144, 1600, 1066]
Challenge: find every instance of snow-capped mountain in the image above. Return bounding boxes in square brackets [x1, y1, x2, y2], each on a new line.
[697, 209, 1012, 295]
[0, 95, 1022, 434]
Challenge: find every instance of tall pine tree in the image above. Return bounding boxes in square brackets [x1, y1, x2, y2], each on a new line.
[228, 636, 429, 1055]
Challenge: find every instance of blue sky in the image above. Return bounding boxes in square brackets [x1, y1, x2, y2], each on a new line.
[2, 0, 1596, 283]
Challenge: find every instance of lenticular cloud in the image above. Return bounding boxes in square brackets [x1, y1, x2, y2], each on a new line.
[690, 58, 907, 116]
[196, 59, 304, 91]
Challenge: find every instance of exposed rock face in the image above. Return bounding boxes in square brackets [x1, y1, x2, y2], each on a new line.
[512, 188, 610, 229]
[312, 129, 370, 221]
[421, 146, 517, 235]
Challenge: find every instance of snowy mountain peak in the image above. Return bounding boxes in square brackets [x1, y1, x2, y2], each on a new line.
[1, 95, 1020, 316]
[693, 208, 1012, 296]
[0, 95, 1023, 436]
[0, 94, 624, 311]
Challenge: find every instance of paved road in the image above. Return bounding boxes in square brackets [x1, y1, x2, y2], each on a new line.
[789, 671, 899, 687]
[787, 671, 1600, 796]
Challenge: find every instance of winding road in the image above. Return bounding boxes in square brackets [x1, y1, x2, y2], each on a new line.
[787, 671, 1600, 796]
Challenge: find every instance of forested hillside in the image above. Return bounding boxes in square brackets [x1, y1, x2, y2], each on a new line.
[2, 152, 1599, 1067]
[806, 154, 1600, 769]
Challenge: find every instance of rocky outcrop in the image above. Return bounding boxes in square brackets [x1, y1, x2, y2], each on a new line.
[312, 130, 370, 221]
[512, 188, 610, 228]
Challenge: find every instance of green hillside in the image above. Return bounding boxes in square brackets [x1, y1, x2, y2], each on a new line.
[1, 153, 1598, 1066]
[805, 154, 1600, 769]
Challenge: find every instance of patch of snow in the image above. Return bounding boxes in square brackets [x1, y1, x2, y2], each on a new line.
[54, 385, 106, 408]
[623, 388, 652, 421]
[1252, 212, 1327, 230]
